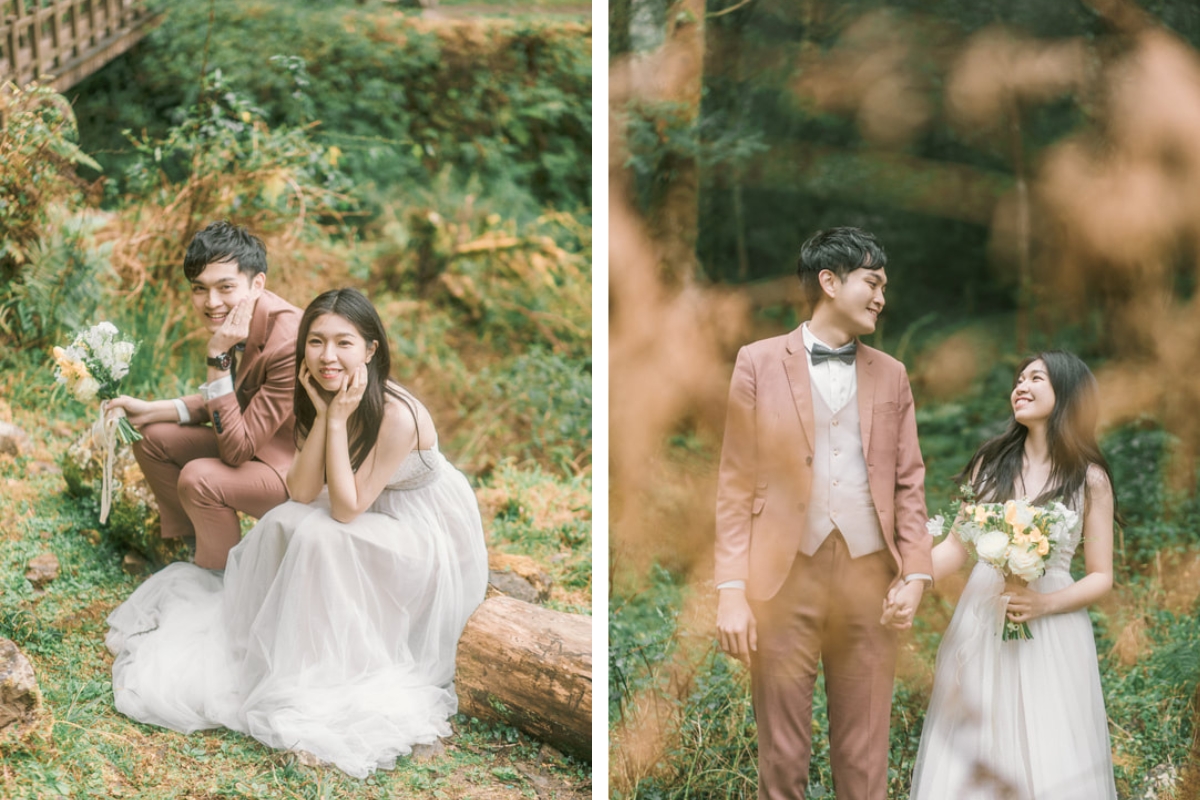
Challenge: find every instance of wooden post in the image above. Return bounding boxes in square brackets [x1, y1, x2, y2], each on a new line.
[50, 0, 63, 73]
[455, 596, 591, 760]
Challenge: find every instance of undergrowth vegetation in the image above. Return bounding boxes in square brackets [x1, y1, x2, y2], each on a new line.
[609, 321, 1200, 800]
[0, 0, 590, 796]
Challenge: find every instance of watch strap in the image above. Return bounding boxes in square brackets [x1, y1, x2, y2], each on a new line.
[206, 351, 233, 371]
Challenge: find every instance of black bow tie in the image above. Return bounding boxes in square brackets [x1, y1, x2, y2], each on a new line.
[810, 341, 857, 365]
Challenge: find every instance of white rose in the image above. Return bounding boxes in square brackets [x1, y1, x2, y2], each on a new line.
[925, 515, 946, 539]
[1007, 546, 1045, 582]
[75, 376, 100, 401]
[95, 321, 118, 336]
[956, 521, 983, 546]
[1010, 499, 1035, 528]
[114, 341, 135, 364]
[975, 530, 1010, 566]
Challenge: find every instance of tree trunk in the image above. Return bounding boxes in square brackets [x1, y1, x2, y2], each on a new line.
[611, 0, 632, 58]
[455, 596, 591, 760]
[649, 0, 706, 286]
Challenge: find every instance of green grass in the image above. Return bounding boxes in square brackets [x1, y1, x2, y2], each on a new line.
[0, 435, 590, 799]
[608, 312, 1200, 799]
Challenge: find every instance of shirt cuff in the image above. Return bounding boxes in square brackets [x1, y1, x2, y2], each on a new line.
[200, 375, 235, 403]
[904, 573, 933, 585]
[716, 580, 746, 591]
[172, 398, 191, 424]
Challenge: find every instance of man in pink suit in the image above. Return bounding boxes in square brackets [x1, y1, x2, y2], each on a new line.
[714, 227, 933, 800]
[109, 221, 302, 569]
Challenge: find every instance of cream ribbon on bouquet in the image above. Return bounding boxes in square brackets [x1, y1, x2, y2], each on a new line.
[94, 400, 121, 523]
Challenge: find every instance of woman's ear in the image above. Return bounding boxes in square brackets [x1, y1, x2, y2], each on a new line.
[366, 340, 378, 364]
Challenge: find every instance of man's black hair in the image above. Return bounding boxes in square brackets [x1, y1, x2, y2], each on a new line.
[796, 227, 887, 309]
[183, 220, 268, 281]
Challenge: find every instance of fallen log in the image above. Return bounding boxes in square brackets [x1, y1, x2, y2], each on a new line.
[455, 595, 591, 760]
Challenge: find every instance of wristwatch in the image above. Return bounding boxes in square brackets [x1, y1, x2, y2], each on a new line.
[206, 351, 233, 371]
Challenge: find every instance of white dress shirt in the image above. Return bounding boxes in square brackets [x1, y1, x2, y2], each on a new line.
[802, 322, 856, 414]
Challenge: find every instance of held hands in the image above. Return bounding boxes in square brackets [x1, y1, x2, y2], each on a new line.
[208, 289, 262, 356]
[716, 589, 757, 664]
[880, 580, 925, 630]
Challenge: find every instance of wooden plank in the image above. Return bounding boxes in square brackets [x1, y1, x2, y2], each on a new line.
[47, 9, 158, 90]
[87, 0, 98, 47]
[66, 0, 80, 62]
[50, 0, 63, 71]
[0, 0, 152, 87]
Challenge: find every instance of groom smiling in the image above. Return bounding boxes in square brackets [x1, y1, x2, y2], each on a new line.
[714, 227, 933, 799]
[107, 221, 302, 570]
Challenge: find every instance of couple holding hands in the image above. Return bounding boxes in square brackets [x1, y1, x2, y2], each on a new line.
[714, 227, 1118, 799]
[104, 221, 488, 778]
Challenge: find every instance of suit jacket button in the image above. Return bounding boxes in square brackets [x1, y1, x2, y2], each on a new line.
[797, 502, 806, 512]
[805, 456, 813, 466]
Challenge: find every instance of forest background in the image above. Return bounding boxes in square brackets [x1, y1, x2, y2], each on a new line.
[610, 1, 1200, 799]
[0, 0, 592, 797]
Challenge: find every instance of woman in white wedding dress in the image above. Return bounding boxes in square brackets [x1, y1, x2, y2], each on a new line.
[106, 288, 488, 778]
[906, 351, 1118, 800]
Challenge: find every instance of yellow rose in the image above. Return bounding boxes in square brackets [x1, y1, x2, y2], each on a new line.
[1037, 538, 1050, 556]
[1028, 526, 1044, 542]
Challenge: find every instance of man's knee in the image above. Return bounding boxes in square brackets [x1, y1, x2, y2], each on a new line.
[178, 460, 224, 508]
[131, 422, 177, 462]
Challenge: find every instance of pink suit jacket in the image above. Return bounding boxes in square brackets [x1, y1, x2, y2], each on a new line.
[714, 326, 933, 602]
[180, 289, 302, 482]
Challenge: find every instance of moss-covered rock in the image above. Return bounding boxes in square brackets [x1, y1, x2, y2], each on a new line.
[60, 432, 187, 565]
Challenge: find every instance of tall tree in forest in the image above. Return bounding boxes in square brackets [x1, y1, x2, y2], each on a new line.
[646, 0, 706, 286]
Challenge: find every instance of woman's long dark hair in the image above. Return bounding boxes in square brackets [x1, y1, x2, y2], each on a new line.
[293, 288, 418, 471]
[956, 351, 1118, 517]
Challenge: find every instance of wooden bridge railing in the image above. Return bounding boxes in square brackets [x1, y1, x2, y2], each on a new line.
[2, 0, 158, 91]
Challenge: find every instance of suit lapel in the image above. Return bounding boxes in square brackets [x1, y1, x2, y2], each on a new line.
[783, 327, 816, 452]
[237, 292, 273, 393]
[857, 344, 876, 459]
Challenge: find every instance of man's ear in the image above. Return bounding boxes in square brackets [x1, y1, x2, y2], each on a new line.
[817, 269, 841, 299]
[252, 272, 267, 291]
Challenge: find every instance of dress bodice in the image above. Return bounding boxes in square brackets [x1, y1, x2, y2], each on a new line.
[1032, 486, 1085, 574]
[384, 447, 443, 491]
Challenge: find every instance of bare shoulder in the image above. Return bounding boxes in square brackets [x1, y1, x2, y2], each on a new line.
[383, 383, 438, 447]
[1086, 462, 1114, 497]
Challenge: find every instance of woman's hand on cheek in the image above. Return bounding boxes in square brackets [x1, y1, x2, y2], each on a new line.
[299, 363, 329, 416]
[329, 364, 368, 423]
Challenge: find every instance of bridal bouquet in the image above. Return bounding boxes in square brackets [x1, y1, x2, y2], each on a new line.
[53, 322, 142, 524]
[53, 322, 142, 444]
[928, 492, 1079, 641]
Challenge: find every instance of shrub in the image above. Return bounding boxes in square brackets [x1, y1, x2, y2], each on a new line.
[70, 1, 592, 212]
[0, 82, 104, 346]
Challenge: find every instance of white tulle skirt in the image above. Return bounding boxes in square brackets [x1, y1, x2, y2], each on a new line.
[107, 451, 488, 778]
[909, 563, 1117, 799]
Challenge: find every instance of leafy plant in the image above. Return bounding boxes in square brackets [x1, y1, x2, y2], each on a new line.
[0, 82, 105, 346]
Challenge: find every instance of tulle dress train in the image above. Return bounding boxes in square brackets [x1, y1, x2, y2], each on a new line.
[106, 447, 488, 778]
[909, 496, 1117, 800]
